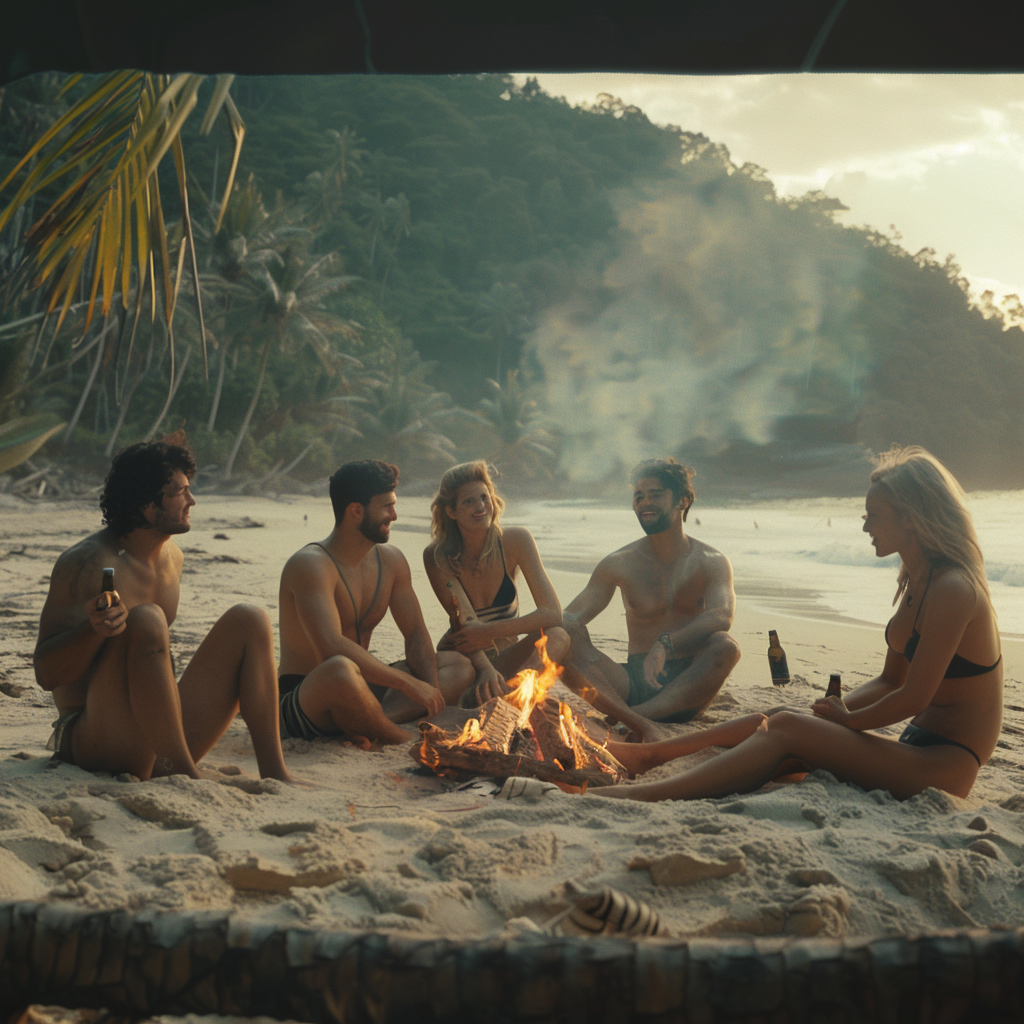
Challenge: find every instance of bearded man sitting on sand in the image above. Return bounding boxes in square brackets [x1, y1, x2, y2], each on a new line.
[561, 457, 741, 741]
[35, 437, 296, 783]
[276, 459, 475, 745]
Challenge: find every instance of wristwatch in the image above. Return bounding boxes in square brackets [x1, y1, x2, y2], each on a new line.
[658, 633, 674, 654]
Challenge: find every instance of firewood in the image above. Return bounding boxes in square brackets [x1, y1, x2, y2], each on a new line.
[478, 696, 520, 753]
[528, 699, 577, 769]
[411, 733, 620, 788]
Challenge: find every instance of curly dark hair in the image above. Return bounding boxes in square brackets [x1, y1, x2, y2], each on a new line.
[630, 457, 697, 521]
[329, 460, 399, 524]
[100, 441, 197, 536]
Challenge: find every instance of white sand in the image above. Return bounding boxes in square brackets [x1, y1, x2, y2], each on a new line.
[2, 492, 1023, 941]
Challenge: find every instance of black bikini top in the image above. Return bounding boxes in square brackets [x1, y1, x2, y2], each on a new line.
[460, 540, 518, 623]
[885, 567, 1001, 679]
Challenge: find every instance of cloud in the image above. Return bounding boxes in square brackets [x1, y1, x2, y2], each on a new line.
[525, 72, 1024, 296]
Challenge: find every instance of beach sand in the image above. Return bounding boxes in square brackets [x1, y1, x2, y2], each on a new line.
[2, 491, 1023, 948]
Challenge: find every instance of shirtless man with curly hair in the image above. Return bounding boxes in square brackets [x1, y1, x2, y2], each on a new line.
[35, 438, 294, 782]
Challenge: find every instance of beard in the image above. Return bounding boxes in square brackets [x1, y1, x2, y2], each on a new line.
[149, 507, 191, 535]
[360, 517, 390, 544]
[637, 511, 672, 536]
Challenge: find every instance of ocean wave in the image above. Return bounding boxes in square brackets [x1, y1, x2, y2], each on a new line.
[987, 562, 1024, 588]
[802, 543, 900, 568]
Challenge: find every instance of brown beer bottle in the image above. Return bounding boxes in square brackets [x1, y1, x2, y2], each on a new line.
[97, 567, 116, 611]
[767, 630, 790, 686]
[826, 673, 842, 699]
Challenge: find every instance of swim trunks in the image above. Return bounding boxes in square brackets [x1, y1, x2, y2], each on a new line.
[50, 709, 82, 765]
[278, 676, 343, 741]
[624, 653, 699, 724]
[898, 722, 982, 767]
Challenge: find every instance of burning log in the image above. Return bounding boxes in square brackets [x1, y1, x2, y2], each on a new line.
[477, 694, 520, 752]
[528, 698, 578, 769]
[412, 634, 627, 788]
[412, 723, 621, 788]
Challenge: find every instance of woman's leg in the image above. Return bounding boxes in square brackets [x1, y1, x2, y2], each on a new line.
[592, 711, 979, 802]
[605, 714, 767, 776]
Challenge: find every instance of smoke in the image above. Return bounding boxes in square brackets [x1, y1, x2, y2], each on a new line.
[528, 176, 872, 484]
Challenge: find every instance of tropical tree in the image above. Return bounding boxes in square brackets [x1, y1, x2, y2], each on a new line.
[299, 127, 368, 223]
[474, 282, 532, 381]
[474, 369, 557, 485]
[0, 71, 246, 462]
[219, 242, 362, 481]
[347, 341, 457, 470]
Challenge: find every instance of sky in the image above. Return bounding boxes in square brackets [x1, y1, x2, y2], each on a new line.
[524, 73, 1024, 303]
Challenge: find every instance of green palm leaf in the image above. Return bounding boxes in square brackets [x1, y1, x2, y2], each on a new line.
[0, 416, 66, 475]
[0, 71, 247, 389]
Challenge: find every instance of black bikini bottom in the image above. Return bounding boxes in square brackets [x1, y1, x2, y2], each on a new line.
[898, 723, 981, 767]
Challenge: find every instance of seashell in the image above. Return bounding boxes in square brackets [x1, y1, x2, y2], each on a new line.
[549, 884, 664, 939]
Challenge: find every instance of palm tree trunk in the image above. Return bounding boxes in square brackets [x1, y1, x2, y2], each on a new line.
[144, 345, 192, 440]
[61, 329, 107, 444]
[207, 342, 229, 431]
[221, 336, 271, 481]
[104, 363, 147, 457]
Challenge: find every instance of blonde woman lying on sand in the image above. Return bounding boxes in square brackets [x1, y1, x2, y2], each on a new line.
[424, 461, 569, 705]
[593, 446, 1002, 802]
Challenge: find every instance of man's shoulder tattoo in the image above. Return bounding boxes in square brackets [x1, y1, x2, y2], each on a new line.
[56, 544, 101, 595]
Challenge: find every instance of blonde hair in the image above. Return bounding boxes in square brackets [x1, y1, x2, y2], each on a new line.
[429, 461, 506, 572]
[869, 445, 988, 604]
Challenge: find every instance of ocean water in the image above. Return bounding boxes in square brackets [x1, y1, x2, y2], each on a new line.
[512, 491, 1024, 639]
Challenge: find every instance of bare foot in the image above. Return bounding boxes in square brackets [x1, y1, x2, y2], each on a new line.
[342, 735, 374, 750]
[278, 772, 316, 787]
[625, 720, 674, 744]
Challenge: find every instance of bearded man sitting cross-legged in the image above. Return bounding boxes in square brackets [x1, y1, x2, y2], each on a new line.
[277, 459, 475, 745]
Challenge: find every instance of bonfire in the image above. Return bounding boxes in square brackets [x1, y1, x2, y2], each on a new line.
[411, 635, 626, 788]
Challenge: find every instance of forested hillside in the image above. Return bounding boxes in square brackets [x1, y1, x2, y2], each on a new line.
[1, 73, 1021, 493]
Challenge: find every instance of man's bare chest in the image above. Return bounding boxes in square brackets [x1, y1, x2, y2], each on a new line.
[620, 562, 707, 618]
[115, 564, 181, 624]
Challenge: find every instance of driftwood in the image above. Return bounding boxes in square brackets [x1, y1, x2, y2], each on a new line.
[3, 903, 1024, 1023]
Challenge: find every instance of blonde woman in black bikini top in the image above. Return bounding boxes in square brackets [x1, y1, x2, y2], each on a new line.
[423, 462, 568, 705]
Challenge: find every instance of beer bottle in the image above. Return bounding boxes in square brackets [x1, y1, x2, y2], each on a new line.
[767, 630, 790, 686]
[97, 567, 116, 611]
[826, 673, 842, 699]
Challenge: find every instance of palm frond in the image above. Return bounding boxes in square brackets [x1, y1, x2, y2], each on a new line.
[0, 71, 247, 382]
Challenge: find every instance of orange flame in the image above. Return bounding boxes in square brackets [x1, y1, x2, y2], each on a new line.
[419, 735, 441, 767]
[454, 717, 488, 747]
[504, 633, 563, 728]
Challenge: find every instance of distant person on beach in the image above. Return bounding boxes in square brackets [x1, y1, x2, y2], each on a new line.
[277, 460, 475, 744]
[561, 457, 741, 741]
[423, 461, 569, 704]
[592, 446, 1003, 802]
[34, 438, 296, 783]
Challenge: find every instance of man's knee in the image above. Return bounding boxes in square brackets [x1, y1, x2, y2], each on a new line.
[321, 655, 363, 688]
[125, 603, 170, 640]
[438, 650, 474, 683]
[707, 631, 741, 670]
[222, 602, 272, 639]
